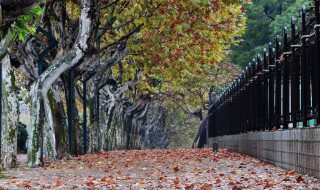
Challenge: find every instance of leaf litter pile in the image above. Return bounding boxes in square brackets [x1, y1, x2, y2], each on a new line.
[0, 149, 319, 189]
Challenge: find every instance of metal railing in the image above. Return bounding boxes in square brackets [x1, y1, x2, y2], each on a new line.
[208, 1, 320, 138]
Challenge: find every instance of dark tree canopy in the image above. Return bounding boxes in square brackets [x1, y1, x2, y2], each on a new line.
[0, 0, 42, 26]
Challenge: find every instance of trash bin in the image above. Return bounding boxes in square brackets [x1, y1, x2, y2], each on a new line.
[213, 142, 218, 152]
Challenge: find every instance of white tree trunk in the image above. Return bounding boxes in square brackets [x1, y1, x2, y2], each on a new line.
[1, 55, 19, 168]
[43, 95, 57, 160]
[26, 88, 44, 166]
[26, 0, 98, 166]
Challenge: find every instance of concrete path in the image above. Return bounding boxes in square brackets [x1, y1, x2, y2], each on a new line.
[0, 149, 319, 189]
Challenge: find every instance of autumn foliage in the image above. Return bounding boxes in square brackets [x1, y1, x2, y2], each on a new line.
[89, 0, 248, 109]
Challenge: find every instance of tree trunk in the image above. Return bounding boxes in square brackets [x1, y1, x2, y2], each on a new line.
[47, 87, 68, 157]
[26, 0, 100, 165]
[192, 116, 207, 149]
[143, 106, 170, 149]
[1, 55, 19, 168]
[43, 95, 57, 161]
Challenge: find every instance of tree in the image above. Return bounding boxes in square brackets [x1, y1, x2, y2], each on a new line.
[1, 0, 247, 167]
[100, 0, 246, 149]
[230, 0, 310, 68]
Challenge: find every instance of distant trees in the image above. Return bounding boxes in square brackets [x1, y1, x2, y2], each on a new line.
[230, 0, 310, 68]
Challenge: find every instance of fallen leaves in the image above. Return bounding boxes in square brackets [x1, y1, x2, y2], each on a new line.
[24, 183, 32, 188]
[173, 177, 180, 185]
[55, 179, 62, 186]
[173, 165, 180, 172]
[100, 177, 108, 182]
[265, 180, 275, 188]
[86, 180, 94, 186]
[0, 149, 319, 189]
[286, 169, 295, 175]
[200, 183, 213, 190]
[296, 176, 304, 183]
[214, 178, 221, 184]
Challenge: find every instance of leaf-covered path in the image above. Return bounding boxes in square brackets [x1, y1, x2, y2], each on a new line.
[0, 149, 319, 189]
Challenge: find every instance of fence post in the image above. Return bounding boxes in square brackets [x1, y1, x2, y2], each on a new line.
[247, 63, 252, 131]
[315, 0, 320, 126]
[231, 83, 234, 134]
[82, 80, 87, 154]
[256, 54, 265, 131]
[275, 35, 282, 129]
[67, 59, 84, 156]
[0, 60, 2, 166]
[290, 18, 299, 128]
[67, 69, 74, 156]
[263, 49, 269, 130]
[269, 43, 275, 130]
[240, 73, 245, 132]
[227, 88, 231, 135]
[283, 28, 289, 129]
[246, 66, 252, 132]
[253, 59, 258, 131]
[237, 78, 241, 133]
[301, 6, 309, 127]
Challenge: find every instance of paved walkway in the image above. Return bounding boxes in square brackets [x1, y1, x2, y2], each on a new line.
[0, 149, 319, 189]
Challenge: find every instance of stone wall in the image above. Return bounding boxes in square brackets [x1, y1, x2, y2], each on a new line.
[208, 127, 320, 178]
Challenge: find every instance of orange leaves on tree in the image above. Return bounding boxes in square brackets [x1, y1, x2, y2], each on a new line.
[104, 0, 247, 110]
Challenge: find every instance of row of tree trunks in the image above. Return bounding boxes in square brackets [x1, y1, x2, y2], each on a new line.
[0, 0, 205, 169]
[27, 0, 100, 166]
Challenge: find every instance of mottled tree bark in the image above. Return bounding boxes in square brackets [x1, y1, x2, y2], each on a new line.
[27, 0, 100, 166]
[47, 86, 68, 157]
[1, 55, 19, 168]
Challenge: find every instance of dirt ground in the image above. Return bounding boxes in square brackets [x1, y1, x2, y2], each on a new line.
[0, 149, 319, 189]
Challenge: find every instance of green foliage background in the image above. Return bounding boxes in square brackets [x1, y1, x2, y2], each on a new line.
[230, 0, 311, 68]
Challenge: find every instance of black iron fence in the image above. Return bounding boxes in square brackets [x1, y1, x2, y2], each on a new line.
[208, 1, 320, 138]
